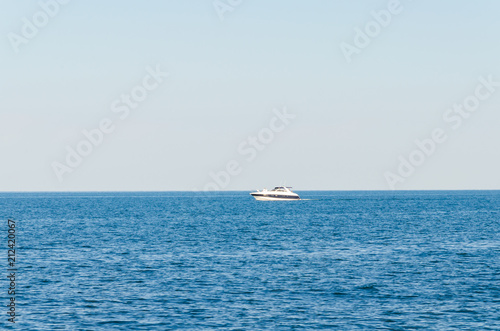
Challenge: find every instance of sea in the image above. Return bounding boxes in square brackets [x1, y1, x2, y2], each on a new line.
[1, 190, 499, 330]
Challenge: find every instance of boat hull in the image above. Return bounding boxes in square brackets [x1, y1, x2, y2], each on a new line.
[250, 194, 300, 201]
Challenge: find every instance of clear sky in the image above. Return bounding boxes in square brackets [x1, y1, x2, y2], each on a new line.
[1, 0, 500, 191]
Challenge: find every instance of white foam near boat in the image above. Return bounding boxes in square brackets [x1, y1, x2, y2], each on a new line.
[250, 186, 300, 201]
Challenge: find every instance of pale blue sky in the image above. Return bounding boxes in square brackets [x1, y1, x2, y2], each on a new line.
[1, 0, 499, 191]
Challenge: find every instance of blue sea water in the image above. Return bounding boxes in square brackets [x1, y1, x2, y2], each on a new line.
[1, 190, 499, 330]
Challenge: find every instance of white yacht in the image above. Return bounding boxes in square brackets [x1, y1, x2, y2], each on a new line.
[250, 187, 300, 201]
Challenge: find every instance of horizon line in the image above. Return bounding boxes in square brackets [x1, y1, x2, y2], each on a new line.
[1, 189, 500, 193]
